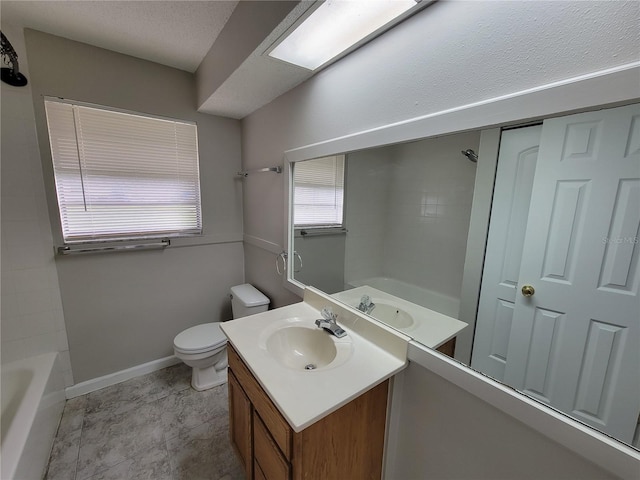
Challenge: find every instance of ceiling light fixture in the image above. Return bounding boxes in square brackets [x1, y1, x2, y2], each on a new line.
[268, 0, 425, 71]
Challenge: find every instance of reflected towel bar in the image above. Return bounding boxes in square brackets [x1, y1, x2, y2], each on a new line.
[297, 228, 347, 237]
[236, 166, 282, 177]
[57, 238, 170, 255]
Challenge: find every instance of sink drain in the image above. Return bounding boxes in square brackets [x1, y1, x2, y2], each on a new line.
[304, 364, 317, 370]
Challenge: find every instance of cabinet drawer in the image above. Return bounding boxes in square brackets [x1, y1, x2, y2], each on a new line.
[228, 344, 292, 460]
[254, 412, 290, 480]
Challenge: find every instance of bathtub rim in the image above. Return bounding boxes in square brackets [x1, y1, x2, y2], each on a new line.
[346, 276, 461, 317]
[1, 352, 64, 480]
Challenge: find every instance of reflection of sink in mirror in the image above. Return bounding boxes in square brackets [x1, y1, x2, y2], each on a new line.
[350, 277, 459, 319]
[367, 303, 414, 329]
[332, 285, 467, 351]
[261, 320, 354, 371]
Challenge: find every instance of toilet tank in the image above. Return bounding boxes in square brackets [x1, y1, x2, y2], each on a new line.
[230, 284, 270, 319]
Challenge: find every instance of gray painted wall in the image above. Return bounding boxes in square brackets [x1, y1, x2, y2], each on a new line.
[240, 1, 639, 476]
[292, 233, 345, 294]
[24, 30, 245, 382]
[386, 362, 618, 480]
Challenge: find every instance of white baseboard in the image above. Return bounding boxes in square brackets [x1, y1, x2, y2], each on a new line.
[65, 355, 182, 399]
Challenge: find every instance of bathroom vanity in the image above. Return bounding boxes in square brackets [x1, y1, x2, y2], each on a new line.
[221, 287, 410, 480]
[332, 285, 467, 358]
[228, 344, 389, 479]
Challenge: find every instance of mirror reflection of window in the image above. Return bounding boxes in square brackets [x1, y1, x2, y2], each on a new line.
[293, 155, 345, 229]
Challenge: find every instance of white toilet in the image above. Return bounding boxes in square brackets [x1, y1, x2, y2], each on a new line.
[173, 283, 270, 391]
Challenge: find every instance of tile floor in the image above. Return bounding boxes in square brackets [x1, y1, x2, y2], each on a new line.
[45, 363, 244, 480]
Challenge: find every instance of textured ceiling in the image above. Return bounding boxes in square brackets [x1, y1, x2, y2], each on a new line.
[0, 0, 313, 118]
[0, 0, 239, 72]
[1, 0, 402, 119]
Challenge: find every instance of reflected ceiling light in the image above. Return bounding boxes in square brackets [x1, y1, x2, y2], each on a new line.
[268, 0, 423, 71]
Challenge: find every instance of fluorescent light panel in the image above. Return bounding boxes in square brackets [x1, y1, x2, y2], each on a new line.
[269, 0, 418, 70]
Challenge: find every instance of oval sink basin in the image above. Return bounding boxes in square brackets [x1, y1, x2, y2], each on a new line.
[370, 303, 415, 329]
[266, 326, 338, 370]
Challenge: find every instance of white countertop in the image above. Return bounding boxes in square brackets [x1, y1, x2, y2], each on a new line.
[220, 287, 409, 432]
[332, 285, 468, 349]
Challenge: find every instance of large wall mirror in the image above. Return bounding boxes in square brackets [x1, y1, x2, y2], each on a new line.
[285, 101, 640, 450]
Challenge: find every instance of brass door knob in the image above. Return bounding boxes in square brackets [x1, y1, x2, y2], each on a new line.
[521, 285, 535, 297]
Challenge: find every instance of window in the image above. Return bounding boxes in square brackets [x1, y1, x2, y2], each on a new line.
[44, 98, 202, 243]
[293, 155, 345, 228]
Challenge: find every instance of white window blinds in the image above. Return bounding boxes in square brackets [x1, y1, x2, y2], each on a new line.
[44, 99, 202, 243]
[293, 155, 345, 227]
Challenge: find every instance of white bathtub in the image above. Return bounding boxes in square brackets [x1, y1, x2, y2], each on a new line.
[1, 352, 66, 480]
[346, 276, 460, 318]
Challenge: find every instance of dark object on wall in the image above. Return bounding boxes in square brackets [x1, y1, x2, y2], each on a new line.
[1, 31, 28, 87]
[461, 148, 478, 163]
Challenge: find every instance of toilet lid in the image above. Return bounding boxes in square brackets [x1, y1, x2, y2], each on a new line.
[174, 322, 227, 353]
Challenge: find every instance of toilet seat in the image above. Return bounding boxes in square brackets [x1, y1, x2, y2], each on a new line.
[173, 322, 227, 354]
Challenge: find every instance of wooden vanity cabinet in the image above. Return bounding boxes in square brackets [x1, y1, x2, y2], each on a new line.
[436, 337, 456, 358]
[228, 344, 389, 480]
[253, 412, 290, 479]
[228, 370, 252, 476]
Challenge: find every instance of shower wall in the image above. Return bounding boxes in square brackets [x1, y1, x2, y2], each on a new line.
[0, 24, 73, 385]
[345, 131, 480, 301]
[344, 147, 393, 285]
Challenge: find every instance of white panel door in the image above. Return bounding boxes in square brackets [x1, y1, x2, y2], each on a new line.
[471, 125, 542, 381]
[503, 103, 640, 443]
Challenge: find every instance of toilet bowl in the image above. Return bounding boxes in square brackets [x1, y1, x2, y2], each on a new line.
[174, 322, 228, 391]
[173, 284, 270, 391]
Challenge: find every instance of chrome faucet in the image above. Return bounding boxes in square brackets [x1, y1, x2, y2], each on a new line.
[357, 295, 376, 314]
[315, 307, 347, 338]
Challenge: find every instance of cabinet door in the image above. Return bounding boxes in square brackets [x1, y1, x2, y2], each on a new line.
[228, 345, 293, 460]
[228, 370, 252, 479]
[254, 412, 290, 480]
[293, 380, 388, 480]
[254, 460, 267, 480]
